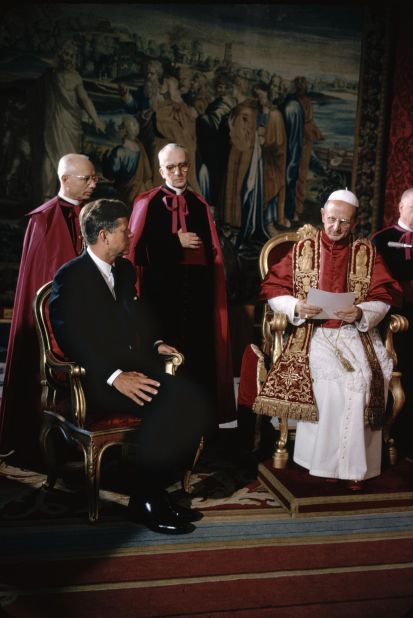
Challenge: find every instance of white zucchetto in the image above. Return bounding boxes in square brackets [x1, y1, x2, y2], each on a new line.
[326, 189, 359, 208]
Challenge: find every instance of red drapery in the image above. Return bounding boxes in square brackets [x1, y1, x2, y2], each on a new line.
[383, 9, 413, 226]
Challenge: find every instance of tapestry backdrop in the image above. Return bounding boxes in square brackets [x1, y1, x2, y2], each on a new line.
[0, 4, 390, 308]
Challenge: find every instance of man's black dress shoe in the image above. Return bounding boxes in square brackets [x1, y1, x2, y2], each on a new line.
[128, 493, 196, 535]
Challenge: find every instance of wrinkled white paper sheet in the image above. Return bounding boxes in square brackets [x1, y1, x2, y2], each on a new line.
[307, 288, 356, 319]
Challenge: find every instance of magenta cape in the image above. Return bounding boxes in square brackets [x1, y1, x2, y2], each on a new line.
[0, 197, 78, 463]
[127, 186, 236, 423]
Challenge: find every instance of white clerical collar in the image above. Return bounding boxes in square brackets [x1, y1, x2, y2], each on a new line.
[58, 192, 82, 206]
[165, 182, 187, 196]
[397, 219, 413, 232]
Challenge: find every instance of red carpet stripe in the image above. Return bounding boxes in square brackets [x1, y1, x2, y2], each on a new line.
[2, 538, 413, 588]
[3, 566, 413, 617]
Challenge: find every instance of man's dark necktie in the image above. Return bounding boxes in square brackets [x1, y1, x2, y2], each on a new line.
[111, 265, 133, 339]
[111, 264, 121, 300]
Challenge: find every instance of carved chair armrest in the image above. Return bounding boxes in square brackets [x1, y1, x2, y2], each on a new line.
[45, 349, 86, 377]
[44, 349, 87, 426]
[160, 351, 185, 375]
[382, 313, 409, 463]
[262, 305, 288, 365]
[384, 313, 409, 367]
[257, 306, 291, 468]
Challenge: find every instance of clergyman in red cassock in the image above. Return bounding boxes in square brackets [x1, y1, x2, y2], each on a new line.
[371, 187, 413, 459]
[0, 154, 99, 465]
[127, 143, 236, 427]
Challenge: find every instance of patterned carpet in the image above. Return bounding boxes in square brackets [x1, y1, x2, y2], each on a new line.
[1, 441, 413, 617]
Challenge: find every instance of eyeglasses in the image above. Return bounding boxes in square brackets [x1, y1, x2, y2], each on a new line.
[163, 162, 190, 173]
[69, 175, 101, 184]
[325, 216, 353, 227]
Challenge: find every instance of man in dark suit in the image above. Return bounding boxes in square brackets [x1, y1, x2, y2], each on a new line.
[49, 198, 211, 534]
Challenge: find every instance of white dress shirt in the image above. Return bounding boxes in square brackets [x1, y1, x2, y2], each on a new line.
[87, 247, 121, 385]
[87, 247, 116, 298]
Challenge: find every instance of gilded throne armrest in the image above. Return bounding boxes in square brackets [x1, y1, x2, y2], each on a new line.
[382, 312, 409, 464]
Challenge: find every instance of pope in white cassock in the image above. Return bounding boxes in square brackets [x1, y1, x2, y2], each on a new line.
[254, 189, 403, 491]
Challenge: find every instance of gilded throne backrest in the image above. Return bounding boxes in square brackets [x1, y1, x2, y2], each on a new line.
[259, 224, 318, 363]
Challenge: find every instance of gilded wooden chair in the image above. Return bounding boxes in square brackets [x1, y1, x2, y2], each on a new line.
[33, 281, 202, 523]
[253, 225, 409, 468]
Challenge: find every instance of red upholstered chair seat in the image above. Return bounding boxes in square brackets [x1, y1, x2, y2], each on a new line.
[50, 396, 142, 431]
[87, 414, 142, 431]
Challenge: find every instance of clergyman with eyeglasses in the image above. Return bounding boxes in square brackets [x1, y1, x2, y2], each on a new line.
[253, 189, 402, 491]
[0, 154, 100, 466]
[126, 143, 236, 429]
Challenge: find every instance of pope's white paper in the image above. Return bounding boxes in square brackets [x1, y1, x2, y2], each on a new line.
[307, 289, 356, 319]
